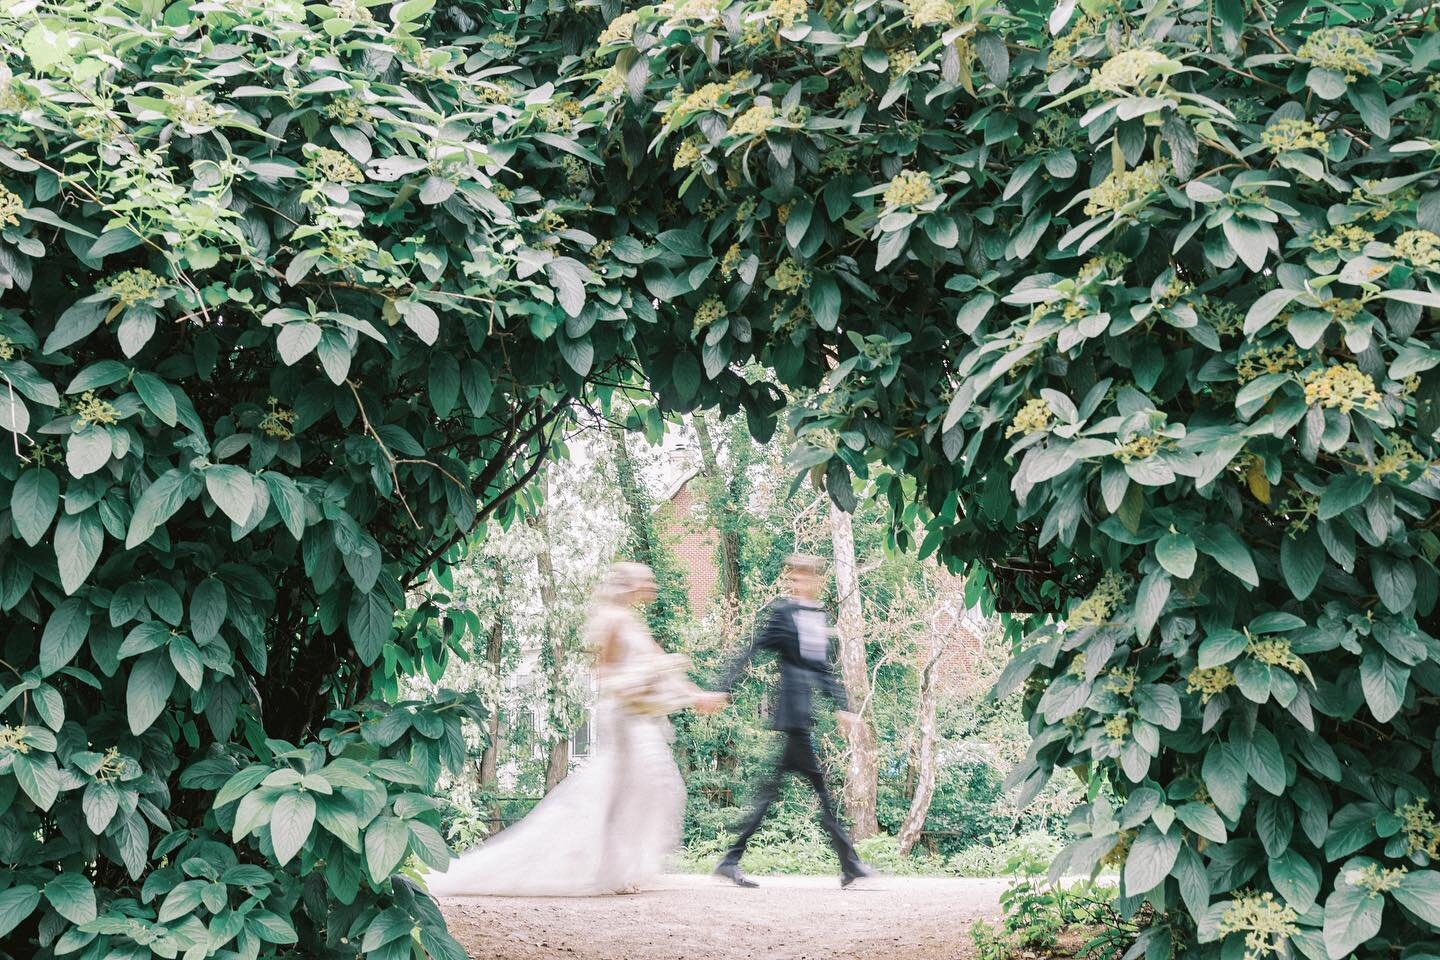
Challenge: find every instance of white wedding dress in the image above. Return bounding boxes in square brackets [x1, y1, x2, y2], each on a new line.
[424, 604, 692, 897]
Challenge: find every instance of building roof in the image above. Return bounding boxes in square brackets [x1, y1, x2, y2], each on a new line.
[654, 465, 701, 506]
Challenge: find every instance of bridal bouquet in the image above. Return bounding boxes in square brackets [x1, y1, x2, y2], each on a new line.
[607, 652, 695, 717]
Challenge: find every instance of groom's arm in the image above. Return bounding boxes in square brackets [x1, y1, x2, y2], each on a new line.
[820, 639, 850, 713]
[719, 601, 784, 694]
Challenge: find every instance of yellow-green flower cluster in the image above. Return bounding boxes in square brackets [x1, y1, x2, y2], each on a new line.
[0, 725, 29, 753]
[95, 746, 127, 783]
[905, 0, 953, 27]
[1319, 297, 1364, 323]
[75, 391, 121, 428]
[665, 82, 733, 125]
[597, 11, 638, 45]
[0, 185, 22, 226]
[1401, 798, 1440, 858]
[1187, 665, 1236, 704]
[1237, 343, 1303, 383]
[108, 268, 164, 308]
[1104, 714, 1130, 742]
[890, 49, 920, 76]
[837, 85, 869, 110]
[1115, 434, 1162, 462]
[1312, 223, 1373, 253]
[164, 92, 220, 129]
[1090, 49, 1171, 93]
[1304, 363, 1382, 413]
[1346, 864, 1407, 894]
[766, 0, 806, 27]
[1101, 830, 1134, 868]
[259, 398, 297, 440]
[479, 80, 520, 105]
[1262, 118, 1328, 153]
[332, 0, 374, 22]
[0, 335, 13, 361]
[1395, 229, 1440, 270]
[720, 243, 743, 280]
[673, 139, 704, 170]
[1106, 668, 1138, 697]
[596, 70, 625, 98]
[1069, 571, 1126, 627]
[693, 297, 726, 334]
[1085, 161, 1167, 217]
[1005, 398, 1053, 438]
[840, 48, 864, 81]
[730, 103, 776, 138]
[1247, 636, 1305, 673]
[1217, 891, 1300, 960]
[0, 80, 33, 113]
[324, 96, 367, 125]
[1199, 296, 1244, 336]
[1359, 434, 1425, 484]
[883, 170, 935, 208]
[309, 147, 364, 184]
[562, 155, 588, 188]
[1067, 652, 1087, 678]
[772, 257, 811, 292]
[324, 226, 373, 266]
[1298, 27, 1377, 80]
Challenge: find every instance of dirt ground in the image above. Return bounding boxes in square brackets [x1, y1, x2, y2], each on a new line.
[439, 874, 1006, 960]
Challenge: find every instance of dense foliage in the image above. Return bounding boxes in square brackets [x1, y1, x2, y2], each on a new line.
[6, 0, 1440, 957]
[570, 0, 1440, 958]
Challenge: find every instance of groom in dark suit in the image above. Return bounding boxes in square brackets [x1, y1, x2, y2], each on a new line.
[713, 554, 872, 888]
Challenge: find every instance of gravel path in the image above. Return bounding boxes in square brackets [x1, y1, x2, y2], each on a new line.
[439, 874, 1006, 960]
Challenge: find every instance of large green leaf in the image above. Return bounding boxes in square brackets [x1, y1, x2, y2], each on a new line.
[270, 791, 316, 867]
[1322, 881, 1382, 960]
[126, 649, 177, 736]
[43, 874, 96, 925]
[11, 468, 58, 547]
[1123, 824, 1181, 895]
[365, 817, 411, 884]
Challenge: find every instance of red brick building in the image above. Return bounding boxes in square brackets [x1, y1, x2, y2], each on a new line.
[653, 468, 722, 611]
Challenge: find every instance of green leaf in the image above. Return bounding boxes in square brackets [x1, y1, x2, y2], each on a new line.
[0, 885, 40, 940]
[40, 599, 91, 676]
[126, 469, 193, 549]
[557, 336, 594, 376]
[1203, 743, 1248, 820]
[348, 589, 394, 665]
[205, 465, 256, 527]
[1270, 849, 1320, 913]
[671, 353, 700, 404]
[429, 354, 460, 418]
[363, 907, 416, 952]
[126, 649, 176, 735]
[1323, 881, 1382, 960]
[55, 509, 103, 595]
[1281, 528, 1325, 601]
[190, 579, 227, 645]
[1393, 870, 1440, 928]
[44, 873, 96, 925]
[132, 372, 178, 426]
[215, 765, 272, 808]
[13, 752, 60, 810]
[1318, 473, 1370, 521]
[1135, 684, 1181, 731]
[1371, 554, 1416, 615]
[1155, 532, 1196, 579]
[1123, 824, 1181, 895]
[1198, 629, 1247, 668]
[1175, 803, 1227, 843]
[365, 816, 411, 884]
[1244, 288, 1296, 336]
[1359, 650, 1409, 723]
[11, 468, 58, 546]
[1193, 525, 1258, 588]
[157, 879, 205, 923]
[42, 300, 107, 353]
[270, 791, 316, 867]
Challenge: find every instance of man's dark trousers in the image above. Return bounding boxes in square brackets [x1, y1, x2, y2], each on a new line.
[719, 731, 860, 872]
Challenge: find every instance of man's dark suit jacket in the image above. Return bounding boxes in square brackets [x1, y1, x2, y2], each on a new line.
[721, 597, 849, 732]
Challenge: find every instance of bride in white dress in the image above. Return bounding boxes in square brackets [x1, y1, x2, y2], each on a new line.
[424, 562, 724, 897]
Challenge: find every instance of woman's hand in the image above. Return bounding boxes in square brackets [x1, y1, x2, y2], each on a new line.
[693, 692, 728, 715]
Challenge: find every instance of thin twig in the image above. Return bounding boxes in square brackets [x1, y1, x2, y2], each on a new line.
[346, 379, 421, 530]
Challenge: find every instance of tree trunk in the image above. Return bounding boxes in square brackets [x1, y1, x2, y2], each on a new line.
[694, 414, 741, 602]
[477, 568, 506, 834]
[899, 573, 962, 855]
[898, 643, 942, 856]
[534, 484, 571, 794]
[828, 502, 880, 840]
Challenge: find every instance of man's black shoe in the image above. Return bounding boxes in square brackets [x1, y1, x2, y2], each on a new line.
[841, 862, 874, 888]
[714, 862, 759, 888]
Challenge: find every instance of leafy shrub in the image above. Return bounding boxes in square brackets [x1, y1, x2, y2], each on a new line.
[949, 831, 1066, 879]
[585, 1, 1440, 958]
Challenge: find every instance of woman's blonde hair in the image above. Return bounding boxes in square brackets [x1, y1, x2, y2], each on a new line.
[592, 561, 655, 605]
